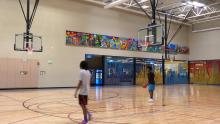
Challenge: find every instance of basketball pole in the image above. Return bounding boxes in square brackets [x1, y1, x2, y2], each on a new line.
[150, 0, 167, 106]
[26, 0, 30, 49]
[17, 0, 40, 52]
[164, 14, 168, 60]
[135, 0, 168, 106]
[163, 9, 168, 107]
[133, 0, 151, 20]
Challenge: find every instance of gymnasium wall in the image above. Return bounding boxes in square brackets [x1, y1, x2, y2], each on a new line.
[189, 26, 220, 84]
[189, 27, 220, 60]
[0, 0, 189, 88]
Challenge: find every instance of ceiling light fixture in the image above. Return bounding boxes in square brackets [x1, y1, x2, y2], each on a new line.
[140, 0, 148, 3]
[142, 5, 149, 9]
[185, 1, 206, 8]
[104, 0, 129, 9]
[178, 14, 186, 17]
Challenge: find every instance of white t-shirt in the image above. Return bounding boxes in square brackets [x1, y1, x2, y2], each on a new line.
[79, 69, 91, 95]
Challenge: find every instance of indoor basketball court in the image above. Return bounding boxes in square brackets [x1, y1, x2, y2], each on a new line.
[0, 0, 220, 124]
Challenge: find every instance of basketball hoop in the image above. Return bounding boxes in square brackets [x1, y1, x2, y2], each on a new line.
[140, 41, 150, 47]
[26, 47, 33, 54]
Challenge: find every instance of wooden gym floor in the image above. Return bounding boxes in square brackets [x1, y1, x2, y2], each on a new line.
[0, 84, 220, 124]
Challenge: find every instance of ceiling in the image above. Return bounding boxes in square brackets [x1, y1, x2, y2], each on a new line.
[84, 0, 220, 25]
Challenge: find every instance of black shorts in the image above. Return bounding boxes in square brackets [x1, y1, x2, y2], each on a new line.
[78, 95, 88, 105]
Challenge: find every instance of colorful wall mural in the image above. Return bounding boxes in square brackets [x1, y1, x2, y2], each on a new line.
[104, 56, 134, 85]
[190, 60, 220, 85]
[66, 31, 138, 51]
[136, 60, 189, 85]
[143, 43, 189, 54]
[66, 31, 189, 54]
[165, 61, 188, 84]
[136, 59, 163, 85]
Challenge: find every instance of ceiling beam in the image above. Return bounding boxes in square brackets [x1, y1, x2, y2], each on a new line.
[83, 0, 190, 26]
[187, 10, 220, 19]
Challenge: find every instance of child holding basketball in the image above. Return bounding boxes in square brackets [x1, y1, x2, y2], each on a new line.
[146, 66, 155, 102]
[74, 61, 92, 124]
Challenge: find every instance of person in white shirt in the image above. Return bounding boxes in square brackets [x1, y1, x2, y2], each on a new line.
[74, 61, 91, 124]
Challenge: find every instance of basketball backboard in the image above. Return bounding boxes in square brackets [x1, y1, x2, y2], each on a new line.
[138, 24, 164, 48]
[14, 33, 43, 52]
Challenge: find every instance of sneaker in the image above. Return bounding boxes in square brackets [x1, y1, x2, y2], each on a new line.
[78, 120, 87, 124]
[148, 98, 154, 102]
[87, 112, 92, 121]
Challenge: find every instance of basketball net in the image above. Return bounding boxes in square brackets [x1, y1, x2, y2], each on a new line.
[26, 47, 33, 55]
[141, 41, 150, 47]
[139, 41, 150, 51]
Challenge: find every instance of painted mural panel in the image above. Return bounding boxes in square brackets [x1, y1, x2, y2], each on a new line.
[165, 61, 188, 84]
[66, 31, 189, 54]
[104, 56, 134, 85]
[190, 61, 220, 85]
[136, 59, 162, 85]
[66, 31, 138, 51]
